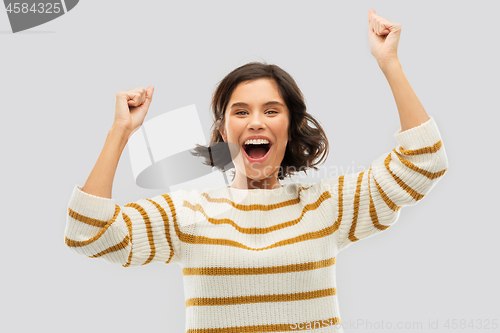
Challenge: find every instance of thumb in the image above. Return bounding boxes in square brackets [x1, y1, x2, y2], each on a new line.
[142, 85, 155, 109]
[368, 8, 375, 22]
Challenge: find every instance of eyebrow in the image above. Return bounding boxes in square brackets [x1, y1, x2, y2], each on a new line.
[230, 101, 284, 109]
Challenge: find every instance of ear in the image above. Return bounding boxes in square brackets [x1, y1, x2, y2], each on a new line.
[219, 129, 226, 142]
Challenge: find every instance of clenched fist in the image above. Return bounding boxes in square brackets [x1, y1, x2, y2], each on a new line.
[368, 9, 402, 64]
[113, 86, 155, 137]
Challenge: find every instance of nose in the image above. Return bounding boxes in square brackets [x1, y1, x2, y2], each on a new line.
[247, 112, 266, 130]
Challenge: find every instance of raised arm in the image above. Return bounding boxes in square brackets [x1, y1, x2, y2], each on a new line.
[82, 86, 154, 198]
[319, 11, 449, 252]
[368, 8, 430, 131]
[379, 59, 429, 131]
[63, 86, 184, 267]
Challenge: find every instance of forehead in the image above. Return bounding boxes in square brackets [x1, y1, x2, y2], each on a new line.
[229, 78, 284, 103]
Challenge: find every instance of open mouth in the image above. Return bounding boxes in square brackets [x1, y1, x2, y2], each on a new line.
[242, 142, 272, 161]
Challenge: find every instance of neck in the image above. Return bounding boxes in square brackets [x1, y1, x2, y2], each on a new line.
[230, 173, 282, 190]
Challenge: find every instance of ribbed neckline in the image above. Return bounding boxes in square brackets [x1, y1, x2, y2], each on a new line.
[206, 182, 298, 201]
[226, 185, 283, 191]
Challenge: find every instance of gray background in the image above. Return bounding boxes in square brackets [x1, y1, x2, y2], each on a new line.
[1, 1, 499, 332]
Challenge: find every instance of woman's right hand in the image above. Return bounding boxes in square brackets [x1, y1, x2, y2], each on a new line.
[113, 86, 155, 137]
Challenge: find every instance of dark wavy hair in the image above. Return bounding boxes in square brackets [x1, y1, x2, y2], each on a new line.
[190, 61, 329, 180]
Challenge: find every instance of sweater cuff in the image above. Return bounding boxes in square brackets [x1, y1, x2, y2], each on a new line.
[393, 116, 442, 150]
[68, 185, 117, 221]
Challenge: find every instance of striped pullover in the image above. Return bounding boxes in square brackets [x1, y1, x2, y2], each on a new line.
[64, 116, 448, 333]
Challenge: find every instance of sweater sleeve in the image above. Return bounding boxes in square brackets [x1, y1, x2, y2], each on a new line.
[321, 116, 449, 252]
[64, 185, 185, 267]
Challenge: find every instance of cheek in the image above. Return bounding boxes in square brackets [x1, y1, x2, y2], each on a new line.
[273, 122, 290, 141]
[227, 121, 246, 139]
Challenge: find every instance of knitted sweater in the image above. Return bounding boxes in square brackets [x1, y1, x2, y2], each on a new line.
[64, 116, 448, 333]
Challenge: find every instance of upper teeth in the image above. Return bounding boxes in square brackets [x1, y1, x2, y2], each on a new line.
[244, 139, 269, 145]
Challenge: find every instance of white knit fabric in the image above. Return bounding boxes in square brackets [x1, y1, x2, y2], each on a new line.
[64, 116, 448, 333]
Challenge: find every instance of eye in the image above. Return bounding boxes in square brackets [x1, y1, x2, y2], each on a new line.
[235, 110, 278, 115]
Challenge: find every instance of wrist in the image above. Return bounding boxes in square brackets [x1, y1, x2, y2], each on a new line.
[109, 124, 132, 143]
[378, 57, 402, 74]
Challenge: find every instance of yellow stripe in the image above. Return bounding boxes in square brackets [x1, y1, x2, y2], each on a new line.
[338, 175, 344, 227]
[393, 148, 448, 179]
[384, 154, 425, 201]
[124, 203, 156, 265]
[65, 205, 121, 247]
[368, 167, 390, 231]
[162, 176, 345, 251]
[185, 317, 341, 333]
[122, 212, 133, 267]
[182, 191, 331, 234]
[89, 235, 129, 258]
[182, 257, 336, 276]
[185, 287, 336, 307]
[399, 139, 442, 155]
[373, 174, 401, 212]
[348, 171, 365, 242]
[145, 198, 175, 264]
[67, 207, 108, 228]
[199, 184, 314, 211]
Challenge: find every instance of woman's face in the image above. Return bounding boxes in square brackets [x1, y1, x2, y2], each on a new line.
[220, 78, 290, 188]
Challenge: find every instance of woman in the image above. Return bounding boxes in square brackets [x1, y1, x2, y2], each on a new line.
[64, 9, 448, 333]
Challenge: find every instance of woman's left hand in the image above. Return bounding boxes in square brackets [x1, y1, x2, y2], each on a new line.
[368, 9, 402, 64]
